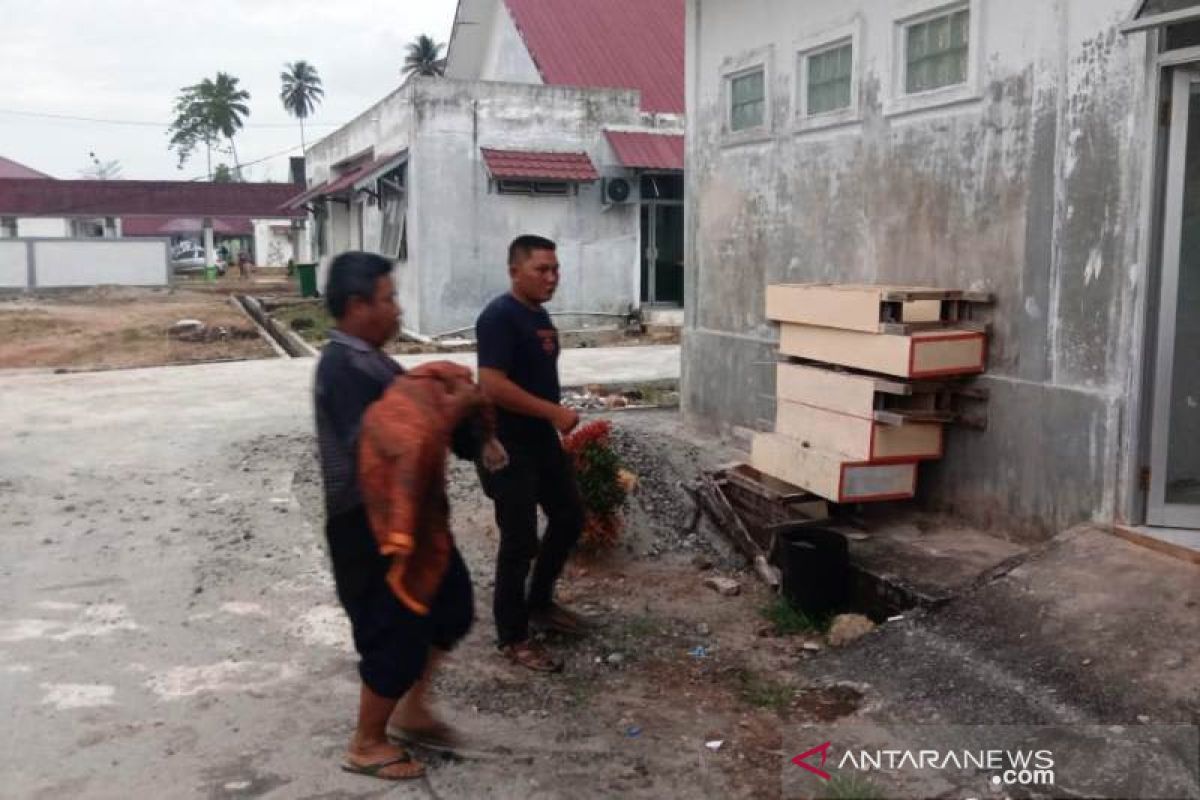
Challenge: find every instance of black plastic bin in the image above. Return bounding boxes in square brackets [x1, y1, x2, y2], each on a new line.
[773, 525, 850, 618]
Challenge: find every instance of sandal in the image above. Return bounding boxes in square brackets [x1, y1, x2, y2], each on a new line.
[389, 719, 463, 752]
[500, 640, 563, 673]
[341, 748, 425, 781]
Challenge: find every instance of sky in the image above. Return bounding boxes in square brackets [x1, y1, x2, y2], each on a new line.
[0, 0, 458, 182]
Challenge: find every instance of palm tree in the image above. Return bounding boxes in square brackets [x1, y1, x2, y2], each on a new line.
[402, 35, 446, 78]
[280, 61, 324, 153]
[202, 73, 251, 178]
[168, 72, 251, 179]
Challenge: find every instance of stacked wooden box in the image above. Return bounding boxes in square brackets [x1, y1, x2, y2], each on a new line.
[752, 284, 988, 504]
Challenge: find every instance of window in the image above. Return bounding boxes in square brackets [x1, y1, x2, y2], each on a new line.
[495, 180, 572, 196]
[70, 218, 107, 238]
[904, 7, 970, 94]
[730, 69, 766, 132]
[1165, 19, 1200, 49]
[0, 217, 16, 238]
[640, 173, 684, 201]
[806, 41, 854, 116]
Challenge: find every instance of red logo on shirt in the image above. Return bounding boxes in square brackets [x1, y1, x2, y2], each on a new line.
[537, 329, 558, 356]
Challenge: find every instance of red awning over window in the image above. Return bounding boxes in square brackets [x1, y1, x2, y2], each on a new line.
[480, 148, 599, 182]
[604, 131, 684, 171]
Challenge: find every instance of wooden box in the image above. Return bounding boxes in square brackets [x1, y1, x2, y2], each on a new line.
[775, 400, 943, 462]
[766, 284, 946, 332]
[751, 432, 918, 504]
[778, 323, 986, 379]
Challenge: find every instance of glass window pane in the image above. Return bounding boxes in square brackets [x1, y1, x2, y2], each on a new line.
[905, 8, 969, 94]
[1166, 19, 1200, 49]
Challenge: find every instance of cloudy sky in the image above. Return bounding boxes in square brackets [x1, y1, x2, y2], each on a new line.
[0, 0, 458, 181]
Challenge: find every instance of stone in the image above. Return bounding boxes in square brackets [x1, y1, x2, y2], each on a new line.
[703, 576, 741, 597]
[827, 614, 876, 647]
[168, 319, 206, 341]
[607, 652, 625, 666]
[696, 622, 711, 636]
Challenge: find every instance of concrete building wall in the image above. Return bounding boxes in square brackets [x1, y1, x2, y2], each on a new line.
[252, 220, 295, 267]
[0, 241, 27, 288]
[684, 0, 1158, 534]
[6, 239, 170, 288]
[407, 80, 645, 335]
[17, 218, 69, 238]
[478, 2, 544, 84]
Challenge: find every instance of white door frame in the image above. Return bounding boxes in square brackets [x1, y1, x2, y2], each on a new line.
[1147, 66, 1200, 527]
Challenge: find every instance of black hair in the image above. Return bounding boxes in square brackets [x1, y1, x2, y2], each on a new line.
[507, 234, 557, 267]
[324, 251, 394, 319]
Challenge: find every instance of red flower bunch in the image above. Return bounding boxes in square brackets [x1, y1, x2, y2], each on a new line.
[563, 420, 634, 551]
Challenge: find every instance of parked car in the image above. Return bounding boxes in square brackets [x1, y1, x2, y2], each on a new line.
[171, 247, 226, 276]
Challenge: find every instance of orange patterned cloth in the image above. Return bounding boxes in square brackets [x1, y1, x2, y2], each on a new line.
[358, 361, 478, 615]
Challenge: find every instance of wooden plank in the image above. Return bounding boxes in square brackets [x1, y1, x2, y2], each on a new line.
[726, 463, 818, 504]
[766, 284, 951, 333]
[1111, 525, 1200, 566]
[776, 362, 879, 416]
[777, 401, 943, 461]
[878, 320, 989, 335]
[778, 323, 986, 379]
[751, 433, 918, 503]
[873, 409, 957, 426]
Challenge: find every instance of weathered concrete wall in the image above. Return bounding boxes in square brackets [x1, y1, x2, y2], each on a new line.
[478, 1, 543, 84]
[252, 220, 295, 268]
[408, 79, 649, 335]
[684, 0, 1156, 534]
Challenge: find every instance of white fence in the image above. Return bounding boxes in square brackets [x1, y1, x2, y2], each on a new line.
[0, 238, 170, 290]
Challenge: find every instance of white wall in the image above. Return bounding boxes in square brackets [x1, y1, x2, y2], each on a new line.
[17, 218, 68, 238]
[0, 241, 28, 288]
[479, 2, 543, 84]
[252, 219, 295, 267]
[34, 240, 169, 288]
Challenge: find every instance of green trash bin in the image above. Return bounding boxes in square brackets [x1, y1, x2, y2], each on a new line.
[295, 262, 319, 298]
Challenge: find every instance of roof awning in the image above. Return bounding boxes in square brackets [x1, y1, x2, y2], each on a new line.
[604, 131, 684, 171]
[354, 150, 408, 191]
[1121, 0, 1200, 32]
[121, 216, 254, 236]
[282, 181, 330, 210]
[480, 148, 599, 182]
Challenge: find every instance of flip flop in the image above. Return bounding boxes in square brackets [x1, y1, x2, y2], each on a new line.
[389, 720, 463, 752]
[340, 750, 425, 781]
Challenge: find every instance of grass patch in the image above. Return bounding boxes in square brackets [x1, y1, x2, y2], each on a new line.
[761, 597, 829, 636]
[732, 668, 793, 712]
[819, 774, 884, 799]
[270, 302, 333, 343]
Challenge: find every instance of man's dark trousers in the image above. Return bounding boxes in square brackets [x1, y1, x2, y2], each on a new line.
[483, 426, 584, 646]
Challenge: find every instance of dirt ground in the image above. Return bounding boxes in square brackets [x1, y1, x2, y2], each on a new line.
[2, 357, 1196, 799]
[0, 287, 275, 370]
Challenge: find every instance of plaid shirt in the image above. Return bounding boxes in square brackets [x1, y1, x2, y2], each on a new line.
[314, 330, 403, 515]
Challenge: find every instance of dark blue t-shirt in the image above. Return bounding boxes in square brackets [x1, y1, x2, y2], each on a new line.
[476, 293, 561, 441]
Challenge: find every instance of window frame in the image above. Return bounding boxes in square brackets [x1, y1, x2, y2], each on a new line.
[720, 44, 775, 146]
[0, 217, 16, 239]
[729, 67, 767, 133]
[494, 179, 574, 197]
[887, 0, 982, 118]
[794, 20, 864, 134]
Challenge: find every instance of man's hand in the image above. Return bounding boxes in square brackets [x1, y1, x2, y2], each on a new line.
[551, 405, 580, 435]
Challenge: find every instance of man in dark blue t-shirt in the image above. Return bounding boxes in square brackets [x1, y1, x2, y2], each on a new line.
[476, 235, 588, 673]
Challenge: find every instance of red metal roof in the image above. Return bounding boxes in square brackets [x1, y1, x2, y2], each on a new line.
[282, 151, 407, 208]
[121, 216, 255, 236]
[0, 155, 51, 179]
[503, 0, 684, 114]
[481, 148, 599, 181]
[0, 179, 304, 217]
[604, 131, 684, 170]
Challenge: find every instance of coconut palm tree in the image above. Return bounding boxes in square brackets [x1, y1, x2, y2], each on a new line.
[402, 35, 446, 78]
[168, 72, 251, 179]
[280, 60, 324, 153]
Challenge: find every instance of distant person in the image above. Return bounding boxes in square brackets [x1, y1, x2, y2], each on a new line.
[314, 251, 477, 781]
[237, 250, 253, 280]
[475, 234, 589, 673]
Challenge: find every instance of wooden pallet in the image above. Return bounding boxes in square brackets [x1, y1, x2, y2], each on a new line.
[751, 432, 919, 504]
[778, 324, 987, 379]
[767, 283, 993, 335]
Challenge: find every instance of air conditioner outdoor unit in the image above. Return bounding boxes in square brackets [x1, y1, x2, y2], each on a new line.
[601, 176, 638, 206]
